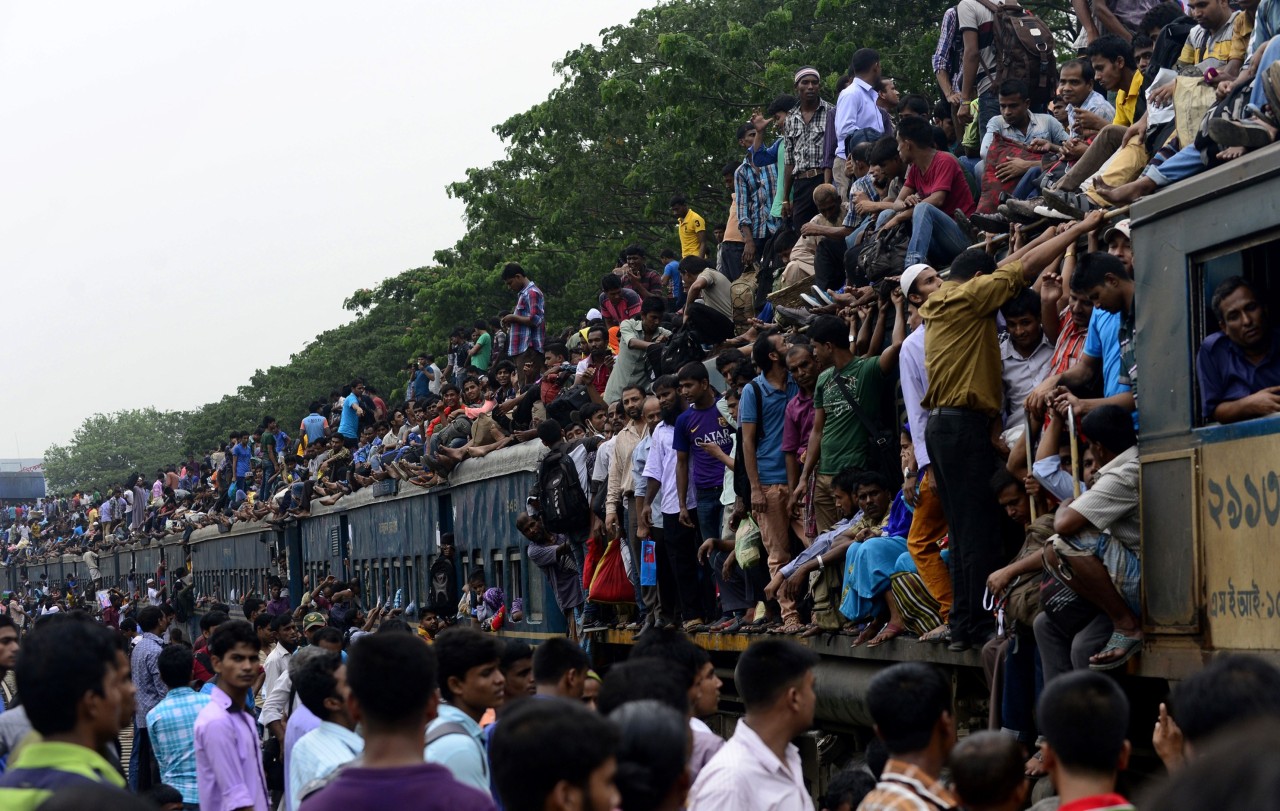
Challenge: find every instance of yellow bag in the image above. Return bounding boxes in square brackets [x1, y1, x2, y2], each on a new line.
[1173, 73, 1217, 148]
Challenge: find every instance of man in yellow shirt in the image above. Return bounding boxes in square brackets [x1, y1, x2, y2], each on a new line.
[670, 194, 708, 259]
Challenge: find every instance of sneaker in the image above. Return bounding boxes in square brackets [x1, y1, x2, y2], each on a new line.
[953, 209, 979, 242]
[583, 620, 610, 633]
[811, 285, 836, 306]
[1208, 116, 1275, 149]
[1041, 189, 1091, 219]
[799, 293, 822, 308]
[1000, 197, 1046, 224]
[1032, 205, 1073, 221]
[969, 211, 1011, 234]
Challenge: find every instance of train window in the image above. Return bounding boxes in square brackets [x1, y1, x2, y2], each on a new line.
[525, 559, 544, 624]
[491, 550, 505, 594]
[1193, 229, 1280, 424]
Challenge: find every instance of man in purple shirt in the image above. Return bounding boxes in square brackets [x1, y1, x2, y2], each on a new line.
[300, 633, 495, 811]
[673, 363, 733, 630]
[1196, 277, 1280, 424]
[195, 620, 269, 811]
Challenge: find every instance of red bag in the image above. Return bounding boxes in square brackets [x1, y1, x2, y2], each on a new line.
[588, 538, 634, 605]
[977, 133, 1044, 213]
[582, 535, 603, 591]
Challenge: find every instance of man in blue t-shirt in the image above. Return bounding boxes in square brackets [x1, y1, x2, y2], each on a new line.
[338, 381, 366, 446]
[231, 434, 252, 493]
[739, 332, 802, 627]
[300, 402, 328, 444]
[660, 248, 684, 307]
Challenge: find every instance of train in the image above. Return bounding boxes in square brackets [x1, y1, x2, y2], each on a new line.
[8, 144, 1279, 797]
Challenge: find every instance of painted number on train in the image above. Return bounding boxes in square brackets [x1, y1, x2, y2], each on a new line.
[1205, 473, 1280, 531]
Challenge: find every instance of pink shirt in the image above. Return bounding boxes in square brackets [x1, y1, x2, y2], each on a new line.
[194, 686, 270, 811]
[782, 391, 815, 455]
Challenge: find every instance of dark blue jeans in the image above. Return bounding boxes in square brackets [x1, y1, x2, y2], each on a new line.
[1001, 632, 1044, 744]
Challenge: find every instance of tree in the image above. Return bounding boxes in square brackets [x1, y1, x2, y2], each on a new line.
[44, 409, 191, 495]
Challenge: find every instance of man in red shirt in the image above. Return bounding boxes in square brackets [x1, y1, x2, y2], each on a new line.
[874, 116, 976, 271]
[1037, 671, 1136, 811]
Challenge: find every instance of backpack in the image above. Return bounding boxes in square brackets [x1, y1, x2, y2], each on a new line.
[857, 224, 911, 283]
[974, 0, 1058, 107]
[536, 446, 592, 534]
[647, 328, 702, 379]
[546, 385, 592, 427]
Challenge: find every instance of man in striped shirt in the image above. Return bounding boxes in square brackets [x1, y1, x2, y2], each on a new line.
[288, 650, 362, 811]
[147, 645, 212, 810]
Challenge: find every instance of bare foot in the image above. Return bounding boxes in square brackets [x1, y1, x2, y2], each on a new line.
[1219, 145, 1246, 160]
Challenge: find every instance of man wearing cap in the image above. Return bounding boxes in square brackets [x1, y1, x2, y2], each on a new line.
[599, 274, 643, 328]
[898, 264, 953, 638]
[301, 611, 328, 645]
[920, 213, 1105, 652]
[781, 66, 834, 230]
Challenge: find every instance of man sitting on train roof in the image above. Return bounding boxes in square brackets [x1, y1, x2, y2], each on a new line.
[1196, 276, 1280, 424]
[1046, 404, 1142, 671]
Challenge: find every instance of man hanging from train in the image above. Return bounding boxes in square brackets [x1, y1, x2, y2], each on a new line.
[1197, 276, 1280, 424]
[1046, 404, 1142, 671]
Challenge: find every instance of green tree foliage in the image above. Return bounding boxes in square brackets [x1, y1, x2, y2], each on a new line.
[44, 409, 191, 495]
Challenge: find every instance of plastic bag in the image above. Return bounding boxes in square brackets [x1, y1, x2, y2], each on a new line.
[640, 539, 658, 587]
[735, 517, 764, 569]
[588, 539, 635, 604]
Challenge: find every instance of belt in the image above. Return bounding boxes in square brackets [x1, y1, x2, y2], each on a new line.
[928, 407, 991, 418]
[795, 168, 823, 179]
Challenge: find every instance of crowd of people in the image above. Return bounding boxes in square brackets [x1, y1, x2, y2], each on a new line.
[3, 0, 1280, 806]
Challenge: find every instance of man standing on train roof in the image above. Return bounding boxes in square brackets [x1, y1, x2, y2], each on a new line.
[919, 212, 1106, 653]
[1197, 276, 1280, 424]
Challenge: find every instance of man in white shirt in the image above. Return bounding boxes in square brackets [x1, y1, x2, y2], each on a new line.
[687, 639, 817, 811]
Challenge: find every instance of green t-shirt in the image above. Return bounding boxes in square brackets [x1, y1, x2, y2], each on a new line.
[814, 355, 886, 475]
[472, 331, 492, 371]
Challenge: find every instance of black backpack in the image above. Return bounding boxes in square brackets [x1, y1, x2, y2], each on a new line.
[546, 385, 592, 427]
[647, 328, 703, 379]
[536, 446, 591, 534]
[974, 0, 1058, 107]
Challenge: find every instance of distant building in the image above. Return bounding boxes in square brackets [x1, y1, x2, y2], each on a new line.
[0, 458, 47, 504]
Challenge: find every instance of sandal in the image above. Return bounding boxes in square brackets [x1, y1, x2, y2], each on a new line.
[918, 624, 951, 645]
[798, 624, 827, 639]
[867, 622, 907, 648]
[681, 618, 707, 633]
[1088, 631, 1143, 671]
[770, 622, 806, 635]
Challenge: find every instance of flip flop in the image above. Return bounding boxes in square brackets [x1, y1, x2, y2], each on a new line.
[851, 619, 884, 648]
[918, 624, 951, 644]
[1263, 62, 1280, 128]
[867, 623, 907, 648]
[1088, 632, 1143, 671]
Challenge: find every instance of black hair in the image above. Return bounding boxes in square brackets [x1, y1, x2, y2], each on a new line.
[1140, 724, 1280, 811]
[1211, 275, 1257, 323]
[774, 229, 801, 253]
[208, 620, 260, 659]
[531, 637, 590, 685]
[138, 605, 163, 633]
[242, 596, 263, 618]
[1000, 288, 1042, 321]
[536, 419, 563, 446]
[751, 330, 780, 374]
[0, 614, 14, 634]
[1061, 57, 1097, 85]
[18, 614, 122, 736]
[849, 140, 875, 165]
[807, 315, 851, 350]
[144, 784, 185, 808]
[294, 649, 344, 719]
[1140, 1, 1185, 37]
[832, 468, 862, 497]
[868, 136, 900, 167]
[652, 374, 679, 393]
[1131, 33, 1154, 52]
[766, 94, 798, 117]
[678, 255, 711, 276]
[641, 296, 666, 316]
[735, 639, 820, 712]
[157, 644, 195, 690]
[586, 324, 609, 342]
[1037, 670, 1129, 775]
[990, 467, 1023, 497]
[898, 94, 931, 118]
[998, 78, 1030, 99]
[500, 639, 534, 671]
[601, 273, 623, 292]
[545, 342, 569, 361]
[723, 159, 741, 176]
[200, 610, 229, 633]
[269, 612, 295, 633]
[949, 730, 1027, 809]
[677, 361, 709, 383]
[376, 619, 413, 635]
[491, 697, 619, 811]
[866, 662, 953, 753]
[434, 626, 503, 701]
[949, 249, 997, 281]
[312, 626, 343, 647]
[347, 631, 438, 730]
[668, 194, 688, 208]
[857, 471, 892, 492]
[1086, 35, 1136, 72]
[630, 627, 711, 690]
[1170, 654, 1280, 744]
[501, 262, 526, 280]
[823, 768, 878, 811]
[1081, 404, 1138, 455]
[611, 701, 690, 811]
[39, 785, 155, 811]
[896, 116, 935, 149]
[866, 737, 890, 778]
[598, 658, 690, 717]
[850, 47, 880, 74]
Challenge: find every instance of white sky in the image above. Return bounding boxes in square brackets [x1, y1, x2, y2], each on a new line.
[0, 1, 647, 458]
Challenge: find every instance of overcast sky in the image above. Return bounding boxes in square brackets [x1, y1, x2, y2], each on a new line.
[0, 1, 646, 459]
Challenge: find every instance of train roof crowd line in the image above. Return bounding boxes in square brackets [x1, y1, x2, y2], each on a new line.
[5, 0, 1280, 807]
